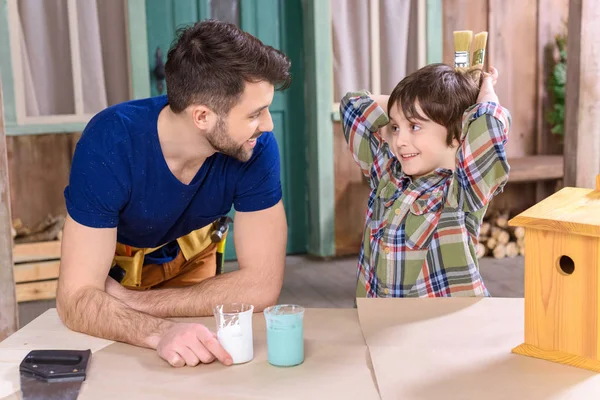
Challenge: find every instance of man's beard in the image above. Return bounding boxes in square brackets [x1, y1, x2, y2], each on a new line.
[206, 116, 254, 162]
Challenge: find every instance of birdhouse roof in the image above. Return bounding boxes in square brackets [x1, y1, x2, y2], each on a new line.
[509, 175, 600, 237]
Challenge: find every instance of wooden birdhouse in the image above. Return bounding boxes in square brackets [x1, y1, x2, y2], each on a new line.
[508, 174, 600, 372]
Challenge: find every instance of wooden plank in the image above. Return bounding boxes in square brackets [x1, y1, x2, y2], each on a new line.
[0, 0, 18, 127]
[13, 241, 61, 263]
[20, 114, 94, 125]
[426, 0, 443, 64]
[435, 0, 542, 224]
[417, 0, 426, 68]
[488, 183, 538, 219]
[488, 0, 538, 158]
[517, 229, 599, 361]
[278, 0, 310, 254]
[126, 0, 151, 99]
[535, 0, 569, 202]
[564, 0, 600, 189]
[509, 186, 600, 237]
[66, 0, 84, 115]
[368, 0, 381, 94]
[14, 260, 60, 284]
[172, 0, 201, 28]
[6, 0, 26, 125]
[6, 123, 85, 135]
[333, 121, 370, 256]
[16, 280, 58, 303]
[406, 0, 422, 76]
[303, 0, 335, 257]
[145, 0, 176, 98]
[507, 155, 564, 182]
[197, 0, 211, 20]
[0, 70, 18, 339]
[441, 0, 488, 68]
[536, 0, 568, 157]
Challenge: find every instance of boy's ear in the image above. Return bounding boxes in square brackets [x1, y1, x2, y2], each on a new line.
[449, 132, 460, 149]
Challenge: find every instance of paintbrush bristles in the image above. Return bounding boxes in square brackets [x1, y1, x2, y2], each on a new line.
[472, 31, 488, 66]
[453, 30, 473, 69]
[471, 31, 489, 85]
[453, 30, 473, 52]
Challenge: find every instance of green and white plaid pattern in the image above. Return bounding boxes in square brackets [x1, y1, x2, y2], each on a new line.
[340, 91, 511, 298]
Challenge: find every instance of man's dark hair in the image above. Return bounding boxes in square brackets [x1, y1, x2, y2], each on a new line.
[388, 63, 481, 146]
[165, 19, 292, 115]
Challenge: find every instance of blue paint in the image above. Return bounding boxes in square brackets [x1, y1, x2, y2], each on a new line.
[264, 305, 305, 367]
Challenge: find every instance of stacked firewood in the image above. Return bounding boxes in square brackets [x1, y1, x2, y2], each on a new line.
[476, 211, 525, 259]
[12, 214, 65, 244]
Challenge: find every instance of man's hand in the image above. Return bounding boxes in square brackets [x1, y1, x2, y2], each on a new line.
[149, 322, 233, 367]
[477, 66, 499, 104]
[104, 276, 232, 367]
[104, 276, 231, 367]
[58, 215, 232, 369]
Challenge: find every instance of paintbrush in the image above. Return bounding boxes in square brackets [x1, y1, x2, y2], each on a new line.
[471, 31, 488, 83]
[472, 31, 488, 66]
[453, 30, 473, 69]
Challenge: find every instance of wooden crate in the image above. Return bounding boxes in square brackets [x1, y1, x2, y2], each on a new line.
[13, 240, 61, 302]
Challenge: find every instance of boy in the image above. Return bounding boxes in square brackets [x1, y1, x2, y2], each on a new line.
[340, 64, 511, 298]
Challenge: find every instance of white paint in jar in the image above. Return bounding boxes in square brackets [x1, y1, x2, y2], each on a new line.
[213, 303, 254, 364]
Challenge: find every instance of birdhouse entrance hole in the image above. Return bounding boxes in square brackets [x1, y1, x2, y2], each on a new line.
[557, 255, 575, 275]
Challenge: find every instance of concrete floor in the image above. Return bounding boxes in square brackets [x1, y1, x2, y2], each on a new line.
[17, 255, 524, 328]
[261, 254, 524, 308]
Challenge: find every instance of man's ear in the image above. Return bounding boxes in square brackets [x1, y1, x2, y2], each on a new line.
[191, 105, 217, 131]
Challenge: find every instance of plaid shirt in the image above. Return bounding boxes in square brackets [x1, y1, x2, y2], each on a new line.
[340, 91, 511, 298]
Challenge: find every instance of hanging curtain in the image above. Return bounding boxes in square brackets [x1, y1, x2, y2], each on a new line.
[332, 0, 419, 101]
[17, 0, 130, 117]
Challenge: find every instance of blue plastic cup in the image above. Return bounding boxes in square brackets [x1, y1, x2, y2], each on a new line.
[263, 304, 305, 367]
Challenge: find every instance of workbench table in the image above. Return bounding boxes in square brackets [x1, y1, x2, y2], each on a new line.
[1, 298, 599, 399]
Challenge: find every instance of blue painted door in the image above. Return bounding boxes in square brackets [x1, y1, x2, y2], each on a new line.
[144, 0, 307, 259]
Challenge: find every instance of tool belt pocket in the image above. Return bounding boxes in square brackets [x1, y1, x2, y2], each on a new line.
[112, 223, 216, 289]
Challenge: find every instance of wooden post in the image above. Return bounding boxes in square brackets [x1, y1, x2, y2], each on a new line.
[0, 79, 18, 339]
[564, 0, 600, 188]
[303, 0, 335, 257]
[535, 0, 568, 202]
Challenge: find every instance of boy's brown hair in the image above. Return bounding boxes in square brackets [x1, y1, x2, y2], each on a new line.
[388, 63, 481, 146]
[165, 19, 292, 115]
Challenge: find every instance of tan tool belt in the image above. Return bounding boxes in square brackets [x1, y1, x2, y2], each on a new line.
[112, 223, 217, 289]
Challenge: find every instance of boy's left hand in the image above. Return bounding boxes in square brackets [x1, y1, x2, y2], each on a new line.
[477, 66, 499, 104]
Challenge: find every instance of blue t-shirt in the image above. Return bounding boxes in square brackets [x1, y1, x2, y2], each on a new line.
[64, 95, 282, 249]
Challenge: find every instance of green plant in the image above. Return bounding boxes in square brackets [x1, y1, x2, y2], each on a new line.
[546, 32, 567, 137]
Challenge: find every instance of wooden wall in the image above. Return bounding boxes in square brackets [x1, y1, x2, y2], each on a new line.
[333, 0, 569, 256]
[334, 121, 370, 256]
[7, 134, 80, 229]
[6, 0, 571, 256]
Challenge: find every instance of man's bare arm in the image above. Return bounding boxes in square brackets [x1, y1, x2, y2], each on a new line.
[57, 215, 172, 347]
[114, 200, 287, 317]
[57, 215, 232, 367]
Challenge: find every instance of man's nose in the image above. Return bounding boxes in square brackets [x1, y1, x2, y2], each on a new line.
[260, 109, 274, 132]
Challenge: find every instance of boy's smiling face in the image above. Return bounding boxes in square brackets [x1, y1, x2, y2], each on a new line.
[387, 100, 459, 179]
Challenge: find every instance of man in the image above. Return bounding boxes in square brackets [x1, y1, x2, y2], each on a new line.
[56, 20, 289, 368]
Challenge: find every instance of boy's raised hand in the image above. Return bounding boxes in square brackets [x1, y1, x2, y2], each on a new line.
[477, 66, 499, 104]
